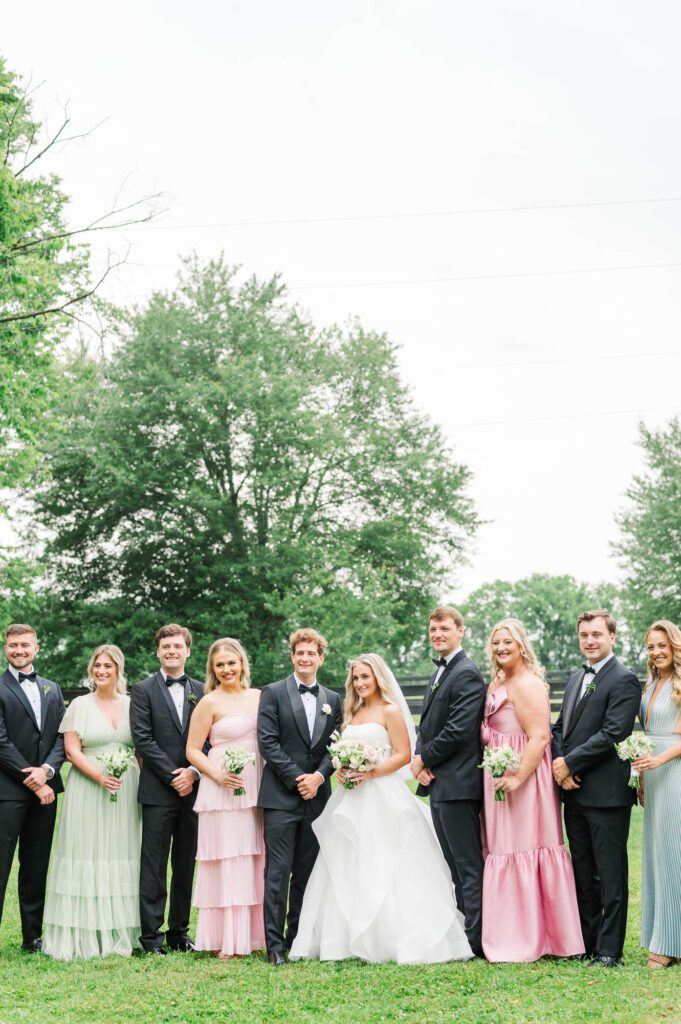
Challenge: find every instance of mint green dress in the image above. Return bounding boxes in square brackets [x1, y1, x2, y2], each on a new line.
[42, 693, 142, 960]
[640, 680, 681, 958]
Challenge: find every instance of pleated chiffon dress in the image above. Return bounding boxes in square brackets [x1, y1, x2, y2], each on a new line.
[42, 693, 142, 960]
[193, 713, 266, 956]
[641, 681, 681, 958]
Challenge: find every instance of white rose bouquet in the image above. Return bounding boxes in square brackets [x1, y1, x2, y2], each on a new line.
[327, 731, 387, 789]
[480, 745, 522, 802]
[615, 734, 655, 789]
[220, 747, 256, 796]
[98, 746, 136, 803]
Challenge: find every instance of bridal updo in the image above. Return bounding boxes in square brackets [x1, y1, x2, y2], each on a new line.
[343, 652, 396, 728]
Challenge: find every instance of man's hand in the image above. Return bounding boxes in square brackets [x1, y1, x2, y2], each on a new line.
[296, 773, 322, 800]
[552, 757, 571, 785]
[171, 767, 196, 797]
[21, 766, 47, 792]
[35, 784, 55, 806]
[410, 755, 425, 779]
[416, 768, 434, 786]
[561, 774, 581, 791]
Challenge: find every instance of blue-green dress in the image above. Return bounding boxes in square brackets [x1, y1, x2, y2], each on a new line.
[42, 693, 142, 959]
[640, 680, 681, 958]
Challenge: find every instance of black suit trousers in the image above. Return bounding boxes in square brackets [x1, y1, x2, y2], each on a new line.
[139, 800, 198, 949]
[430, 799, 484, 956]
[564, 802, 631, 958]
[263, 806, 319, 954]
[0, 799, 57, 944]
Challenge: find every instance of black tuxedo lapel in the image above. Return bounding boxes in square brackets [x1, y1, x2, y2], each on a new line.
[37, 676, 49, 734]
[156, 672, 183, 734]
[181, 680, 196, 734]
[310, 687, 331, 749]
[286, 675, 312, 746]
[565, 658, 618, 738]
[422, 649, 466, 719]
[3, 671, 40, 730]
[562, 673, 583, 737]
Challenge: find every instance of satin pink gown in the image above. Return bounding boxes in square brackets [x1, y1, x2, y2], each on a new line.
[193, 713, 266, 955]
[481, 685, 584, 962]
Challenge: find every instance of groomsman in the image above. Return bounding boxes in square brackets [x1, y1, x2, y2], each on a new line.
[552, 610, 641, 967]
[0, 623, 65, 951]
[130, 624, 204, 955]
[257, 628, 342, 966]
[410, 607, 486, 957]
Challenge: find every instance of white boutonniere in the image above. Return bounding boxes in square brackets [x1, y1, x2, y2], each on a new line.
[321, 703, 332, 716]
[186, 692, 197, 704]
[43, 685, 50, 698]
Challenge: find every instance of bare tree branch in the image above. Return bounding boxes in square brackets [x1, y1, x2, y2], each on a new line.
[0, 257, 125, 324]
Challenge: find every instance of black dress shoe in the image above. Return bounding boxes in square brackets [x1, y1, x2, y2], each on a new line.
[589, 955, 623, 968]
[146, 946, 167, 956]
[21, 938, 42, 953]
[167, 937, 196, 953]
[268, 950, 286, 967]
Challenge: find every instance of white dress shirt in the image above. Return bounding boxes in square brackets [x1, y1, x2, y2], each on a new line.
[162, 672, 186, 725]
[579, 652, 614, 700]
[10, 663, 41, 729]
[433, 646, 462, 688]
[294, 675, 318, 739]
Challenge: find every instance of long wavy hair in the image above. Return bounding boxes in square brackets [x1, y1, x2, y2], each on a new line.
[86, 644, 128, 695]
[343, 653, 396, 728]
[205, 638, 251, 693]
[486, 618, 547, 686]
[645, 620, 681, 706]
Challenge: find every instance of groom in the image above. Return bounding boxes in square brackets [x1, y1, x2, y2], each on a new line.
[257, 628, 342, 966]
[410, 606, 486, 957]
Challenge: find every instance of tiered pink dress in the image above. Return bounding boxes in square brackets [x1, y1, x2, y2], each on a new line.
[193, 713, 266, 956]
[481, 684, 584, 962]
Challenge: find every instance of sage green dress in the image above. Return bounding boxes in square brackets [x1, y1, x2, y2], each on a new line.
[42, 693, 142, 959]
[640, 680, 681, 958]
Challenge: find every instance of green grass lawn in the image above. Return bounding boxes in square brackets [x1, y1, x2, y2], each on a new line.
[1, 807, 680, 1024]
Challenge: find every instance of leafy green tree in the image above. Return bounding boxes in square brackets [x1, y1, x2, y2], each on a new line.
[615, 418, 681, 643]
[459, 573, 630, 674]
[29, 257, 479, 684]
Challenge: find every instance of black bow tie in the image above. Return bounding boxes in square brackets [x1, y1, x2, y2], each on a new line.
[582, 665, 596, 675]
[432, 657, 448, 668]
[19, 671, 37, 683]
[165, 674, 188, 687]
[298, 683, 319, 697]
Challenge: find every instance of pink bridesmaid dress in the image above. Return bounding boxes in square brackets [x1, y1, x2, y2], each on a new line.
[193, 713, 266, 956]
[481, 684, 584, 962]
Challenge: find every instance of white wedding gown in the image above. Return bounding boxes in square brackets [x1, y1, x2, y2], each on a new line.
[290, 723, 473, 964]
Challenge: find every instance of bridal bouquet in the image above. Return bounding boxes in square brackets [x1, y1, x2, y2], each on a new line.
[220, 747, 256, 796]
[98, 746, 136, 803]
[328, 731, 387, 789]
[615, 734, 655, 789]
[479, 745, 521, 801]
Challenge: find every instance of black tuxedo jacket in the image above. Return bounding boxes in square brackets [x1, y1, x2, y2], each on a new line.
[0, 669, 66, 802]
[130, 671, 205, 807]
[257, 676, 342, 815]
[551, 656, 641, 808]
[415, 649, 486, 802]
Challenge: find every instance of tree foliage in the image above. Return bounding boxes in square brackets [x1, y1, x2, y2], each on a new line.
[28, 257, 479, 684]
[459, 573, 631, 675]
[615, 418, 681, 640]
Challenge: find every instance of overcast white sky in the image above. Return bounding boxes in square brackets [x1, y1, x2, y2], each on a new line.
[5, 1, 681, 600]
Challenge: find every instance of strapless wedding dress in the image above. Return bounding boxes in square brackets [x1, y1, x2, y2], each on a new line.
[290, 723, 473, 963]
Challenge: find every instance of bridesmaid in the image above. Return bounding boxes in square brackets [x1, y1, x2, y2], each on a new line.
[42, 644, 141, 959]
[481, 619, 584, 962]
[186, 637, 265, 958]
[633, 620, 681, 968]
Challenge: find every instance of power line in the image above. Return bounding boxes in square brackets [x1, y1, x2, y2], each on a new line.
[451, 404, 680, 430]
[129, 195, 681, 231]
[457, 349, 681, 371]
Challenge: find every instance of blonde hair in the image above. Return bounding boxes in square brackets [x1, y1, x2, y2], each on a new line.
[486, 619, 547, 686]
[205, 638, 251, 693]
[343, 653, 395, 728]
[645, 620, 681, 706]
[87, 645, 127, 695]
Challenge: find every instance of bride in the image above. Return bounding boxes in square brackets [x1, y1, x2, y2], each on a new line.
[289, 653, 473, 964]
